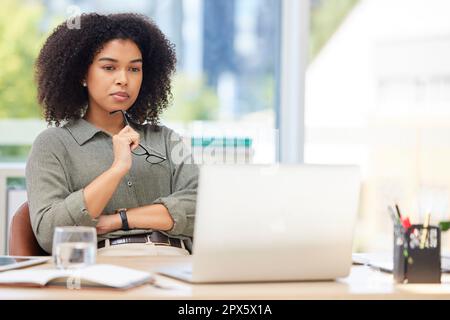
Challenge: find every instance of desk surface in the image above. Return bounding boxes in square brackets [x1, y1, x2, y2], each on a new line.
[1, 255, 450, 300]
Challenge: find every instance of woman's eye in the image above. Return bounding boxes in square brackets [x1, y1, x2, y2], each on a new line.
[130, 67, 141, 72]
[103, 66, 115, 71]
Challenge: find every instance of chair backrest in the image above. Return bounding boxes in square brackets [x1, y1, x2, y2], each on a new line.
[8, 202, 48, 256]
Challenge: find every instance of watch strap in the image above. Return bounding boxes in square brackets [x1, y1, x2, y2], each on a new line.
[116, 208, 130, 231]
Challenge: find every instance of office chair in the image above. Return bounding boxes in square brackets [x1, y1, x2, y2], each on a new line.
[8, 202, 48, 256]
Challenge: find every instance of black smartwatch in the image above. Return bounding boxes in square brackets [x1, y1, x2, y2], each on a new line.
[116, 208, 130, 231]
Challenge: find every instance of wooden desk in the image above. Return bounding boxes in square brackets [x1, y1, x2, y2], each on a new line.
[1, 255, 450, 300]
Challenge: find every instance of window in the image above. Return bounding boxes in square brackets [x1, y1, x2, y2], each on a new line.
[306, 0, 450, 251]
[0, 0, 281, 164]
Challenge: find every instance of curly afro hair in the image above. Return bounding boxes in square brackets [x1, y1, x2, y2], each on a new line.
[35, 13, 177, 128]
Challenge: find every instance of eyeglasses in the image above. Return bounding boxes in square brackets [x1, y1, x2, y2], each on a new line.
[110, 110, 167, 165]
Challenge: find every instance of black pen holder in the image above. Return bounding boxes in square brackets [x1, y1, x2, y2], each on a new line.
[393, 224, 441, 283]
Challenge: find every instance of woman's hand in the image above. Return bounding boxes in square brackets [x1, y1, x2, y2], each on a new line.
[96, 214, 121, 235]
[111, 125, 140, 176]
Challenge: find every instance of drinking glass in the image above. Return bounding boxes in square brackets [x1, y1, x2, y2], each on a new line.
[52, 226, 97, 269]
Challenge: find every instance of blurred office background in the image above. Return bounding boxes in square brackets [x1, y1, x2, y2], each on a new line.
[2, 0, 450, 253]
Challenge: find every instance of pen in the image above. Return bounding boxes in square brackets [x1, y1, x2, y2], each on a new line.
[391, 204, 410, 230]
[388, 205, 401, 226]
[395, 204, 402, 220]
[420, 213, 431, 249]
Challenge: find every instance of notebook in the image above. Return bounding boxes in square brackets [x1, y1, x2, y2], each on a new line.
[0, 264, 153, 289]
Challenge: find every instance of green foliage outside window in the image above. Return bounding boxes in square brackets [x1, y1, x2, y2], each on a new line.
[309, 0, 360, 62]
[162, 74, 219, 123]
[0, 145, 31, 162]
[0, 0, 46, 118]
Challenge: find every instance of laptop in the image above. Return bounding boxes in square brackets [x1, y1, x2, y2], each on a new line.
[158, 164, 361, 283]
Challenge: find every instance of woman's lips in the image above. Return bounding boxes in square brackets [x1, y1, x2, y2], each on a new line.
[111, 93, 130, 102]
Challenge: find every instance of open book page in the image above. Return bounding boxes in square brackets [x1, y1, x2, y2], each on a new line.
[0, 264, 153, 289]
[0, 269, 67, 286]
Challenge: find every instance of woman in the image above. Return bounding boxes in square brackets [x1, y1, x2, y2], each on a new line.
[26, 13, 198, 256]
